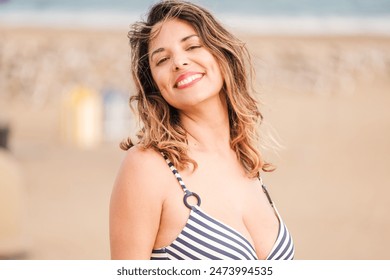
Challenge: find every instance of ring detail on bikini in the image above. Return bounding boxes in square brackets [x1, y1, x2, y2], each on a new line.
[183, 191, 201, 209]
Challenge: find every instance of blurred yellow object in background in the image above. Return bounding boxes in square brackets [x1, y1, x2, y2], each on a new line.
[60, 87, 103, 149]
[0, 148, 27, 259]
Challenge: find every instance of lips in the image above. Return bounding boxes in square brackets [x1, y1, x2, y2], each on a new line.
[174, 72, 204, 89]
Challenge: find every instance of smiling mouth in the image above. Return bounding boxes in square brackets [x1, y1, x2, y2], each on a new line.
[175, 73, 204, 89]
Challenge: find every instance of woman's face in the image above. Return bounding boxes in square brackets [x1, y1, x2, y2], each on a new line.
[148, 18, 224, 111]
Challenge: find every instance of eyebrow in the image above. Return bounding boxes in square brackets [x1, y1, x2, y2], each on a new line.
[150, 34, 199, 61]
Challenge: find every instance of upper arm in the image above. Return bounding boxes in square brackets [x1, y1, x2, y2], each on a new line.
[109, 147, 166, 259]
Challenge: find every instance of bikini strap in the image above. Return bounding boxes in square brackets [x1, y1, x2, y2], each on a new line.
[161, 152, 201, 209]
[259, 175, 274, 206]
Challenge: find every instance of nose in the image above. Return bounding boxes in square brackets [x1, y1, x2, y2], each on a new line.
[172, 54, 189, 71]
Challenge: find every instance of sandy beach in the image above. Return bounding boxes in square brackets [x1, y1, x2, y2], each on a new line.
[0, 25, 389, 259]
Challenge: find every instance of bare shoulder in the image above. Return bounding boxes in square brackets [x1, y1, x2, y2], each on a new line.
[122, 145, 165, 172]
[113, 145, 170, 200]
[124, 145, 162, 163]
[109, 145, 170, 259]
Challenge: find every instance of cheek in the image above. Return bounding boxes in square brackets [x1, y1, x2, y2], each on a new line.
[150, 70, 163, 92]
[207, 55, 224, 82]
[151, 67, 172, 91]
[212, 62, 224, 87]
[216, 65, 223, 81]
[150, 73, 173, 103]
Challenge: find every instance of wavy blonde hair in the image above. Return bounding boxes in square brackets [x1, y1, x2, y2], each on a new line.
[121, 0, 274, 178]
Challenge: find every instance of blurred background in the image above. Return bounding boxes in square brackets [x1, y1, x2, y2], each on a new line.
[0, 0, 389, 260]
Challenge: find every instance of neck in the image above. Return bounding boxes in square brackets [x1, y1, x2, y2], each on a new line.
[179, 94, 231, 154]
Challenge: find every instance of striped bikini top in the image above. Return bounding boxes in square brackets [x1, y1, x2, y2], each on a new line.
[151, 154, 295, 260]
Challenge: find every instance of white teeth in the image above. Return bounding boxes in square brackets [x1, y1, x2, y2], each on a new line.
[177, 74, 202, 87]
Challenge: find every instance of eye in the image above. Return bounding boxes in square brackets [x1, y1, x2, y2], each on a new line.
[187, 45, 201, 51]
[156, 57, 169, 66]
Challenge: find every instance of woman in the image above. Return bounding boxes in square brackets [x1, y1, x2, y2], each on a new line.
[110, 0, 294, 260]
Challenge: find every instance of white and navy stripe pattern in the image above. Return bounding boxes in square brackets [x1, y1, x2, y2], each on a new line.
[151, 153, 294, 260]
[265, 207, 295, 260]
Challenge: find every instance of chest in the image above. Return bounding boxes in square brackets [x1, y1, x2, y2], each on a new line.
[157, 155, 280, 259]
[180, 153, 264, 213]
